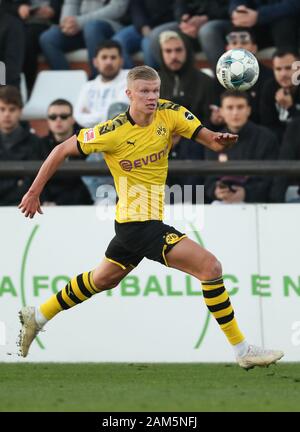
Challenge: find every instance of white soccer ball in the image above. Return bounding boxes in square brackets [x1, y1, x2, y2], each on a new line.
[216, 48, 259, 91]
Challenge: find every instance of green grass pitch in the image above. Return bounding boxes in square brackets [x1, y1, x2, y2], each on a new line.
[0, 363, 300, 412]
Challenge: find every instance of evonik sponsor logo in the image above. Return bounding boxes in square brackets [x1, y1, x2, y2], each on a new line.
[119, 143, 168, 171]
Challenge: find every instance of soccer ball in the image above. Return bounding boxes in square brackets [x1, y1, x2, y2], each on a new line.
[216, 48, 259, 91]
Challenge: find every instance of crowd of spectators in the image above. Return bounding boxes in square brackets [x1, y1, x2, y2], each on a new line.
[1, 0, 300, 206]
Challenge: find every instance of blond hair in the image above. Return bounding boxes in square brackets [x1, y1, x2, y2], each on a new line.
[159, 30, 182, 46]
[127, 66, 160, 85]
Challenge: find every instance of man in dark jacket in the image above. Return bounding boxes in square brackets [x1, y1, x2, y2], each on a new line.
[1, 0, 62, 94]
[149, 0, 230, 68]
[159, 31, 216, 124]
[177, 0, 230, 68]
[158, 30, 216, 199]
[270, 118, 300, 202]
[0, 85, 40, 205]
[260, 48, 300, 142]
[205, 90, 279, 204]
[230, 0, 300, 52]
[38, 99, 92, 205]
[113, 0, 174, 68]
[198, 0, 300, 68]
[39, 0, 129, 78]
[0, 5, 25, 89]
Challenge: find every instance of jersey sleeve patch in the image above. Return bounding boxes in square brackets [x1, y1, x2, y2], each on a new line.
[172, 104, 202, 139]
[184, 111, 194, 120]
[84, 128, 95, 142]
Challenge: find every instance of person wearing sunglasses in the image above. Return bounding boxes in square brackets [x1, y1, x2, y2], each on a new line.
[47, 112, 71, 121]
[36, 98, 92, 206]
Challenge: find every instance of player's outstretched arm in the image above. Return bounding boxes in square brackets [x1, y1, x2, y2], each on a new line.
[195, 127, 238, 152]
[18, 134, 80, 218]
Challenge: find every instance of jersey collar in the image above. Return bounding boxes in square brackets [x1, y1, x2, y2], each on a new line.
[126, 109, 135, 126]
[126, 107, 159, 126]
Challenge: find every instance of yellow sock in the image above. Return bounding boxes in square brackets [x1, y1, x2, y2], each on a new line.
[40, 271, 98, 320]
[201, 276, 244, 345]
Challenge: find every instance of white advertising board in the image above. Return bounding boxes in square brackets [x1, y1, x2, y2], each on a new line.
[0, 204, 298, 362]
[257, 204, 300, 360]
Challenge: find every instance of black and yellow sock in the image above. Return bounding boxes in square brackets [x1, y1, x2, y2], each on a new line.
[40, 271, 99, 320]
[201, 276, 244, 345]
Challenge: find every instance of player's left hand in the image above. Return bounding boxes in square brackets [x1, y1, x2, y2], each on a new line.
[18, 191, 43, 219]
[211, 132, 238, 152]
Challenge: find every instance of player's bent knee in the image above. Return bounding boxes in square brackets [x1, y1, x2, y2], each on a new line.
[93, 275, 121, 291]
[199, 255, 222, 281]
[211, 258, 222, 279]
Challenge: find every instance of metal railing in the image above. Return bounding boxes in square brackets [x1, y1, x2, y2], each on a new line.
[0, 160, 300, 177]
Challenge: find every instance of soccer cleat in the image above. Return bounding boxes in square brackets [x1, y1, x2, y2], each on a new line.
[237, 344, 284, 370]
[18, 306, 41, 358]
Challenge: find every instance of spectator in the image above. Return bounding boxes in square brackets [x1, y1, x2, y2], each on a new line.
[74, 40, 128, 204]
[205, 90, 278, 204]
[260, 48, 300, 142]
[37, 99, 92, 205]
[159, 31, 216, 123]
[74, 40, 129, 128]
[230, 1, 300, 54]
[0, 6, 25, 89]
[270, 118, 300, 203]
[195, 0, 300, 69]
[159, 31, 216, 198]
[39, 0, 129, 78]
[112, 0, 174, 68]
[0, 85, 40, 205]
[3, 1, 62, 95]
[210, 27, 273, 128]
[149, 0, 230, 69]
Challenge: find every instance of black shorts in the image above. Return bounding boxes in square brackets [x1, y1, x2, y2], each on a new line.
[105, 220, 187, 269]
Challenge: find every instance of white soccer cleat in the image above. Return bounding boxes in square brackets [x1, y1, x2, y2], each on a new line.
[18, 306, 41, 358]
[237, 344, 284, 370]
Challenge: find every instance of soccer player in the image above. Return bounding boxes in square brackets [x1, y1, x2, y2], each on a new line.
[18, 66, 283, 369]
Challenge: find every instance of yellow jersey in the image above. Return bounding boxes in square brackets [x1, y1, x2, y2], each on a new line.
[77, 99, 202, 223]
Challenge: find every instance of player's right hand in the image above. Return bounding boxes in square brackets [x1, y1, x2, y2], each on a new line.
[211, 132, 238, 152]
[18, 191, 43, 219]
